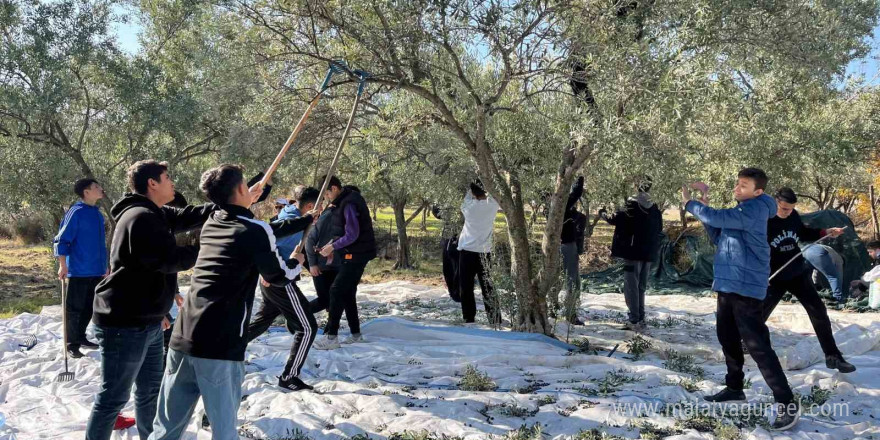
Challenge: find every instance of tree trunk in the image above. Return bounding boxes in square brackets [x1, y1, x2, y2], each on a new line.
[871, 185, 879, 240]
[372, 201, 379, 221]
[420, 203, 428, 231]
[679, 208, 688, 228]
[391, 201, 412, 269]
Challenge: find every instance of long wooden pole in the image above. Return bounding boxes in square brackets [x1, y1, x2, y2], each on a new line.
[294, 75, 368, 255]
[257, 66, 340, 189]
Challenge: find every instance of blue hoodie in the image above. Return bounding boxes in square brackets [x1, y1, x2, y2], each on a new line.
[272, 204, 303, 265]
[53, 201, 107, 277]
[686, 194, 777, 300]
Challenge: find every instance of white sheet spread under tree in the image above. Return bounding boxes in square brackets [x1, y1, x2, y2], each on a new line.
[1, 281, 878, 439]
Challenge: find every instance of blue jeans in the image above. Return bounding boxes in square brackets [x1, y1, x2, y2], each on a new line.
[86, 323, 164, 440]
[803, 245, 845, 301]
[149, 349, 245, 440]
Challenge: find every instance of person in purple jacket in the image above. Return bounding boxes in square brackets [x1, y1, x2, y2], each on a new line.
[53, 178, 108, 359]
[312, 177, 377, 350]
[684, 168, 799, 431]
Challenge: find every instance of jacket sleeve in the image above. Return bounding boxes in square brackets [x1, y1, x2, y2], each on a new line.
[703, 224, 722, 245]
[129, 214, 199, 274]
[566, 176, 584, 212]
[686, 200, 755, 231]
[305, 227, 320, 267]
[53, 207, 80, 257]
[333, 205, 360, 249]
[163, 204, 217, 233]
[248, 172, 272, 203]
[604, 208, 624, 226]
[250, 225, 299, 287]
[270, 215, 313, 238]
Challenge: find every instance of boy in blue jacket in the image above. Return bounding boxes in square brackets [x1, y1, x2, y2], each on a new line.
[684, 168, 799, 431]
[53, 178, 108, 359]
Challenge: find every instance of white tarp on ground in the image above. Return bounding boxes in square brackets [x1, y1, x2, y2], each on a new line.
[1, 280, 879, 440]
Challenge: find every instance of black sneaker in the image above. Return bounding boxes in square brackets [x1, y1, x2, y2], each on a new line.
[66, 348, 85, 359]
[278, 376, 313, 392]
[80, 340, 99, 349]
[826, 355, 856, 373]
[770, 401, 801, 431]
[704, 387, 746, 403]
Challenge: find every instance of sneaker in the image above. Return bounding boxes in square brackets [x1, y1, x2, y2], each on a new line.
[67, 348, 85, 359]
[312, 335, 341, 350]
[621, 322, 639, 331]
[770, 401, 801, 431]
[704, 387, 746, 403]
[278, 376, 313, 392]
[80, 340, 99, 349]
[341, 333, 367, 344]
[826, 355, 856, 373]
[113, 414, 135, 430]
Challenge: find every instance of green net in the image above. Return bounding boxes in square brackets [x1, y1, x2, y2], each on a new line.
[581, 228, 716, 297]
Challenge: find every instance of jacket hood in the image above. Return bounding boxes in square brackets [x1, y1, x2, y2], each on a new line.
[110, 193, 161, 221]
[278, 204, 301, 221]
[741, 193, 777, 220]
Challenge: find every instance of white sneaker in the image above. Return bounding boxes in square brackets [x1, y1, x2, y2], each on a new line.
[312, 335, 341, 350]
[341, 333, 366, 344]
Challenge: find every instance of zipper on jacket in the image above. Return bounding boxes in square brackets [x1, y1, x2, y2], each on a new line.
[631, 236, 635, 246]
[239, 305, 248, 337]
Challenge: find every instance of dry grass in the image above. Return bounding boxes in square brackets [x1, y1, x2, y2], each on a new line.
[0, 239, 58, 318]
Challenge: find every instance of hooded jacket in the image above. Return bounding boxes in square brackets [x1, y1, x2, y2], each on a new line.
[604, 193, 663, 262]
[169, 204, 302, 361]
[686, 194, 777, 300]
[93, 194, 215, 328]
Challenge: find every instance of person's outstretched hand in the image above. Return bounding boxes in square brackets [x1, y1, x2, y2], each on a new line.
[826, 227, 846, 238]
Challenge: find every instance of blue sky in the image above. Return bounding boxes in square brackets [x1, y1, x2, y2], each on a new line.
[111, 11, 880, 86]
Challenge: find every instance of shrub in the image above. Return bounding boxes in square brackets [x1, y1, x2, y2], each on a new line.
[458, 364, 497, 392]
[14, 217, 46, 244]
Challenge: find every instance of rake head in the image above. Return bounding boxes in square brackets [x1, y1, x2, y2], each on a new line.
[353, 69, 371, 95]
[56, 370, 75, 382]
[328, 60, 347, 74]
[18, 334, 37, 351]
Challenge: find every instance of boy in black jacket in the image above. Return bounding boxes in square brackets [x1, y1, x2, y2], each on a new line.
[763, 188, 854, 373]
[86, 160, 216, 440]
[246, 187, 319, 392]
[150, 164, 299, 440]
[599, 176, 662, 332]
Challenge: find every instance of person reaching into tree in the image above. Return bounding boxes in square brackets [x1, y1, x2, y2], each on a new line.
[457, 179, 502, 325]
[598, 175, 662, 332]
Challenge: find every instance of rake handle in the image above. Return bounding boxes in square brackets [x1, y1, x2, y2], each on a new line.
[293, 78, 367, 256]
[61, 279, 69, 369]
